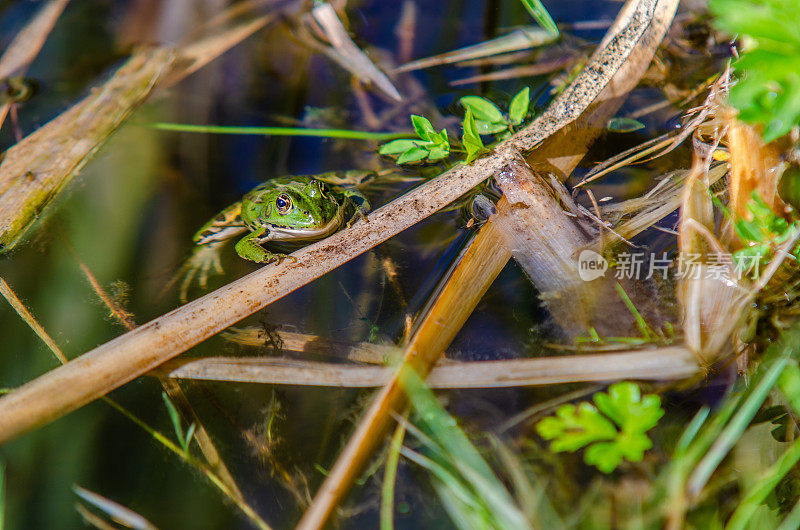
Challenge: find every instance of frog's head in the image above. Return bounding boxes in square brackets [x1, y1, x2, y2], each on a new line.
[247, 178, 344, 240]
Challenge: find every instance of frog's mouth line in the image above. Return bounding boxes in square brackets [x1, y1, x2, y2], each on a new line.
[266, 206, 345, 241]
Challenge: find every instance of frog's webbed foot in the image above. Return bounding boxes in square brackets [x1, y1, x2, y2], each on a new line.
[176, 242, 226, 302]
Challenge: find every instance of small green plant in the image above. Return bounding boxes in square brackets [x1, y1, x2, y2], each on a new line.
[535, 381, 664, 473]
[462, 108, 488, 164]
[459, 86, 530, 140]
[379, 115, 451, 164]
[711, 0, 800, 141]
[733, 193, 800, 274]
[162, 392, 196, 454]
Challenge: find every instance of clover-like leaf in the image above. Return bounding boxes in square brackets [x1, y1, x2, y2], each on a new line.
[411, 114, 437, 141]
[462, 108, 488, 164]
[536, 402, 617, 452]
[460, 96, 504, 124]
[593, 381, 664, 433]
[508, 87, 530, 126]
[536, 382, 664, 473]
[379, 139, 420, 156]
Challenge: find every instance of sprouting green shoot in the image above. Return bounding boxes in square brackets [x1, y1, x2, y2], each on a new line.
[461, 108, 487, 164]
[517, 0, 559, 37]
[149, 122, 409, 141]
[536, 382, 664, 473]
[379, 115, 451, 164]
[459, 86, 531, 140]
[162, 392, 196, 454]
[710, 0, 800, 142]
[614, 282, 656, 340]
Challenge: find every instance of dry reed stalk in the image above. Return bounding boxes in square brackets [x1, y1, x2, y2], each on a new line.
[0, 9, 274, 252]
[157, 347, 699, 387]
[726, 114, 787, 224]
[0, 49, 175, 250]
[0, 0, 70, 131]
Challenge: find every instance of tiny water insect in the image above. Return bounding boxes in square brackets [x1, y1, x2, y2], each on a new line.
[178, 171, 371, 299]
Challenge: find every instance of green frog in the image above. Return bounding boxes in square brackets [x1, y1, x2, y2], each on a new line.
[178, 171, 371, 299]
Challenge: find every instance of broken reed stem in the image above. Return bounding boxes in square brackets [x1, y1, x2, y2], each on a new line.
[157, 347, 699, 387]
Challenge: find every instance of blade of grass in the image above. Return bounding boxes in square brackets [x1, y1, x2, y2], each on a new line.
[311, 3, 401, 101]
[725, 439, 800, 530]
[148, 122, 410, 140]
[380, 420, 407, 530]
[0, 277, 67, 364]
[518, 0, 559, 37]
[614, 282, 656, 339]
[687, 357, 790, 497]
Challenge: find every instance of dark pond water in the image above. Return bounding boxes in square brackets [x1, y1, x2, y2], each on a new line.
[0, 1, 717, 528]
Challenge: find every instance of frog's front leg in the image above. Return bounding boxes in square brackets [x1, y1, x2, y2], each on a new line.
[342, 189, 371, 227]
[234, 227, 295, 264]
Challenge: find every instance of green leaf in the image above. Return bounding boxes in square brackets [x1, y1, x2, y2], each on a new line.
[536, 402, 617, 452]
[535, 382, 664, 472]
[162, 392, 185, 450]
[379, 139, 420, 155]
[183, 423, 196, 453]
[411, 115, 436, 141]
[474, 119, 509, 135]
[428, 145, 450, 161]
[460, 96, 504, 123]
[593, 381, 664, 432]
[508, 87, 530, 125]
[606, 117, 645, 133]
[397, 146, 430, 164]
[461, 108, 488, 164]
[710, 0, 800, 141]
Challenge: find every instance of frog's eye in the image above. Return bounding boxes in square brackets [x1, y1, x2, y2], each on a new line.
[318, 182, 329, 198]
[275, 194, 292, 214]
